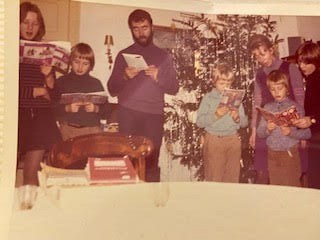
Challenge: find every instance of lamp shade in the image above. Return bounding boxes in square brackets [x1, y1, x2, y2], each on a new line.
[104, 35, 114, 46]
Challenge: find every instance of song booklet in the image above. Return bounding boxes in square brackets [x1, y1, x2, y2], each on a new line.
[218, 88, 245, 110]
[59, 91, 108, 105]
[122, 53, 148, 71]
[20, 40, 70, 74]
[256, 105, 300, 126]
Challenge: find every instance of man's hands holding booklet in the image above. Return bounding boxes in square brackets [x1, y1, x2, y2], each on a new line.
[122, 53, 159, 82]
[124, 65, 159, 82]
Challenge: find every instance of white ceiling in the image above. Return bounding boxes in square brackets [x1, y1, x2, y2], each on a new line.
[72, 0, 320, 16]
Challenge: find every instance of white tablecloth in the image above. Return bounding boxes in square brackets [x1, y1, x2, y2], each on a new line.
[9, 182, 320, 240]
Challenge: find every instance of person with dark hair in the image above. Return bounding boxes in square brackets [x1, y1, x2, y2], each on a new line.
[128, 9, 153, 28]
[20, 1, 46, 41]
[19, 2, 61, 185]
[53, 43, 106, 140]
[247, 34, 305, 185]
[107, 9, 179, 182]
[294, 41, 320, 189]
[257, 70, 310, 186]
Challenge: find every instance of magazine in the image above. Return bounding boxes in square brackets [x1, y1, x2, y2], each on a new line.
[122, 53, 148, 70]
[19, 40, 70, 74]
[256, 105, 300, 126]
[60, 91, 108, 105]
[218, 88, 245, 110]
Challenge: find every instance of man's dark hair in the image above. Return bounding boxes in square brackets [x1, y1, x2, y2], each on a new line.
[128, 9, 153, 28]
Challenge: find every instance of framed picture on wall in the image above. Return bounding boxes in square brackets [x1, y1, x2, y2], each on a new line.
[153, 25, 178, 49]
[153, 25, 192, 50]
[153, 24, 194, 66]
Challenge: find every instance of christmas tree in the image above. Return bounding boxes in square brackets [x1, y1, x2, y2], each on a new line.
[163, 13, 281, 181]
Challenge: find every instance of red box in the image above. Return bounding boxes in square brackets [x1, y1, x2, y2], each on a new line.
[88, 156, 138, 184]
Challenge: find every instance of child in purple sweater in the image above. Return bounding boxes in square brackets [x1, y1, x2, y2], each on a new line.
[257, 70, 311, 187]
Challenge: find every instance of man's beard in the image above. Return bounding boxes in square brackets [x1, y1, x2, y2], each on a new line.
[133, 31, 153, 47]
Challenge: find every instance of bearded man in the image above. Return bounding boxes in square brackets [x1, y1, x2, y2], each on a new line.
[107, 9, 179, 182]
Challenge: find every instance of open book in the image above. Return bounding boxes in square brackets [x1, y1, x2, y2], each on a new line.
[60, 91, 108, 105]
[218, 88, 245, 110]
[19, 40, 70, 74]
[256, 105, 300, 126]
[38, 163, 89, 187]
[122, 53, 148, 70]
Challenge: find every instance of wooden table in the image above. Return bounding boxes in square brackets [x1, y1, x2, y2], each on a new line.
[47, 132, 154, 181]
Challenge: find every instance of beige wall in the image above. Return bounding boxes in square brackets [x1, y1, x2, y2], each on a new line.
[77, 3, 320, 94]
[297, 16, 320, 41]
